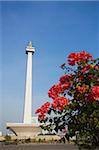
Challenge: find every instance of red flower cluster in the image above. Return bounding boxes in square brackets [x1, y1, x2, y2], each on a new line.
[94, 65, 99, 70]
[52, 96, 69, 111]
[85, 86, 99, 102]
[59, 74, 73, 89]
[68, 51, 93, 66]
[77, 85, 89, 93]
[91, 86, 99, 100]
[68, 52, 78, 66]
[48, 82, 71, 99]
[48, 82, 70, 111]
[36, 50, 98, 125]
[82, 65, 99, 73]
[48, 84, 63, 99]
[82, 64, 93, 73]
[59, 74, 70, 84]
[62, 83, 71, 91]
[36, 102, 50, 121]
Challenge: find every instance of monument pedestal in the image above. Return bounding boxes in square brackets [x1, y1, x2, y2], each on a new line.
[6, 123, 42, 137]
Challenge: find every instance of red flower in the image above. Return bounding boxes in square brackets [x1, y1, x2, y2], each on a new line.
[36, 102, 50, 114]
[91, 86, 99, 100]
[87, 93, 96, 102]
[68, 53, 78, 66]
[48, 84, 63, 99]
[36, 102, 50, 121]
[68, 51, 93, 66]
[82, 64, 93, 73]
[59, 74, 70, 84]
[77, 85, 89, 93]
[38, 114, 45, 121]
[62, 82, 71, 91]
[35, 108, 41, 114]
[48, 90, 58, 99]
[94, 65, 99, 70]
[77, 51, 93, 62]
[52, 96, 69, 111]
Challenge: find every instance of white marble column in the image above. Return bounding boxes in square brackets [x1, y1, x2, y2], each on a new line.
[23, 41, 35, 124]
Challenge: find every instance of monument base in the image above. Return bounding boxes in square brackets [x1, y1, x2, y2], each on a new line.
[6, 123, 42, 137]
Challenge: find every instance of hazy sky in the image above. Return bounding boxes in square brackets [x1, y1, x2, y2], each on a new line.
[0, 1, 99, 133]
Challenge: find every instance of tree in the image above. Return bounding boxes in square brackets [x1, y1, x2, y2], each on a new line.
[36, 51, 99, 149]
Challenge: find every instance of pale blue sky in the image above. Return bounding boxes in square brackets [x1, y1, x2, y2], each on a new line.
[0, 1, 99, 133]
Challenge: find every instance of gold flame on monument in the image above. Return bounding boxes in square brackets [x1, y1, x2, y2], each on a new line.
[28, 41, 32, 48]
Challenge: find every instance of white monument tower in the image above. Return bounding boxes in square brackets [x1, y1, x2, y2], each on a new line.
[23, 41, 35, 124]
[6, 41, 41, 137]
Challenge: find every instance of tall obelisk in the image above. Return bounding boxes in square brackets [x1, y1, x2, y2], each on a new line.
[23, 41, 35, 124]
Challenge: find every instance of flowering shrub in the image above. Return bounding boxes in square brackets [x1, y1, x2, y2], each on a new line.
[36, 51, 99, 149]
